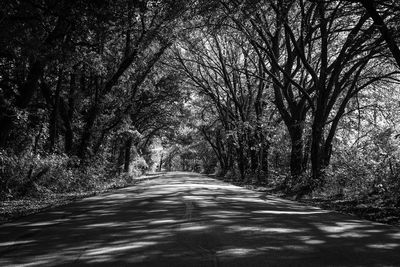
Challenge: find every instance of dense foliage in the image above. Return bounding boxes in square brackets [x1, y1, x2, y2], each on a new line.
[1, 0, 400, 208]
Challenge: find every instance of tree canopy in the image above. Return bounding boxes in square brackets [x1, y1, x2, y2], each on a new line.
[1, 0, 400, 204]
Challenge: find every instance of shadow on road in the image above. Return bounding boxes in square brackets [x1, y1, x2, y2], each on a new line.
[0, 172, 399, 266]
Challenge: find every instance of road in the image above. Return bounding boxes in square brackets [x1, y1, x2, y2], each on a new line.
[0, 172, 399, 266]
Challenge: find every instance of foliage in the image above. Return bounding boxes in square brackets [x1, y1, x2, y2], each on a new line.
[2, 0, 400, 210]
[0, 148, 154, 200]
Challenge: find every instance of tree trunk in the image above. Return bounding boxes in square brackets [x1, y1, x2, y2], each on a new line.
[248, 135, 258, 173]
[64, 116, 74, 154]
[16, 60, 44, 109]
[48, 69, 63, 152]
[237, 153, 246, 181]
[78, 76, 100, 159]
[236, 135, 247, 181]
[258, 141, 270, 184]
[64, 71, 76, 154]
[117, 142, 125, 174]
[0, 94, 14, 147]
[310, 117, 324, 185]
[360, 0, 400, 69]
[124, 137, 132, 173]
[302, 134, 311, 171]
[288, 122, 305, 181]
[158, 153, 163, 172]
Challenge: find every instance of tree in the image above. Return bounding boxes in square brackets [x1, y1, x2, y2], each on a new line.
[217, 0, 399, 192]
[174, 28, 275, 182]
[356, 0, 400, 68]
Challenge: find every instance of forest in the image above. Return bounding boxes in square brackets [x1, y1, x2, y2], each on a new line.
[1, 0, 400, 223]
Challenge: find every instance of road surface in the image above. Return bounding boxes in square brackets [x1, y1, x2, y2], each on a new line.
[0, 172, 400, 266]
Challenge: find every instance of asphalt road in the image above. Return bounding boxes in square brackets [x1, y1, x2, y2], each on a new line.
[0, 172, 400, 266]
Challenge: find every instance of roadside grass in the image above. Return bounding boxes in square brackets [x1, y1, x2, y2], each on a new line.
[0, 173, 165, 224]
[215, 176, 400, 227]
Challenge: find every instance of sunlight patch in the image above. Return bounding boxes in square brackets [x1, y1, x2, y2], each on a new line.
[218, 248, 257, 256]
[27, 221, 60, 227]
[86, 222, 124, 228]
[284, 245, 313, 251]
[303, 239, 325, 245]
[183, 196, 207, 201]
[389, 233, 400, 239]
[253, 210, 329, 215]
[0, 240, 34, 246]
[15, 258, 53, 267]
[315, 222, 365, 233]
[149, 219, 179, 225]
[179, 225, 209, 231]
[366, 243, 400, 249]
[217, 196, 265, 203]
[228, 225, 303, 234]
[85, 242, 157, 256]
[328, 232, 369, 238]
[147, 209, 168, 213]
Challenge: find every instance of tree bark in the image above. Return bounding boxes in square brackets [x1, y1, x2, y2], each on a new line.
[288, 122, 305, 181]
[310, 111, 325, 185]
[158, 153, 163, 172]
[64, 71, 76, 154]
[15, 60, 44, 109]
[48, 69, 63, 152]
[0, 93, 14, 147]
[78, 76, 100, 159]
[359, 0, 400, 69]
[124, 137, 132, 173]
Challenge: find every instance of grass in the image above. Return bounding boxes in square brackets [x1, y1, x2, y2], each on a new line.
[216, 176, 400, 227]
[0, 172, 165, 224]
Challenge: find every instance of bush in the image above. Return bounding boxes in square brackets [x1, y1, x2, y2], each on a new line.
[0, 150, 130, 200]
[0, 151, 72, 199]
[130, 156, 149, 176]
[321, 136, 400, 204]
[322, 153, 376, 199]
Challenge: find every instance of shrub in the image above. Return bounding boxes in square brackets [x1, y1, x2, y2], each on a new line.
[0, 151, 72, 199]
[130, 156, 149, 176]
[0, 150, 118, 199]
[322, 131, 400, 204]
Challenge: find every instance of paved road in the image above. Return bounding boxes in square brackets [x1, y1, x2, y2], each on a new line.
[0, 172, 400, 266]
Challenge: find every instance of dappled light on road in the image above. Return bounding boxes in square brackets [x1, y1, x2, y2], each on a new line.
[0, 172, 400, 266]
